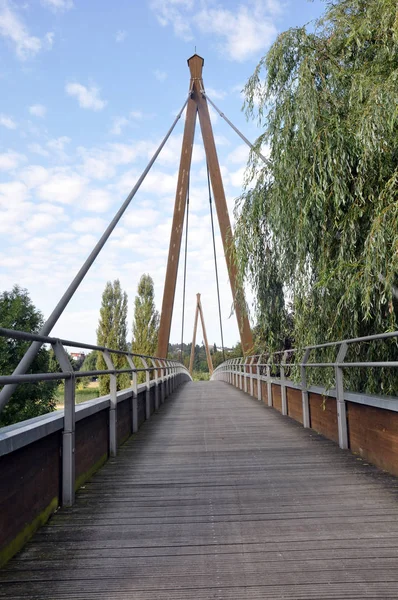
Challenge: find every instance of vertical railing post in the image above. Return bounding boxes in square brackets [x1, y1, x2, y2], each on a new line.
[103, 350, 117, 457]
[257, 354, 262, 402]
[160, 360, 166, 403]
[280, 351, 288, 416]
[153, 359, 160, 410]
[126, 355, 138, 433]
[140, 357, 151, 420]
[52, 340, 76, 507]
[267, 360, 272, 407]
[301, 348, 311, 428]
[249, 356, 255, 397]
[335, 342, 348, 450]
[244, 357, 249, 393]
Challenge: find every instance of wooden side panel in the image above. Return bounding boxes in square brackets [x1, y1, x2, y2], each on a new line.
[253, 378, 258, 398]
[75, 409, 109, 486]
[261, 381, 268, 404]
[0, 431, 60, 566]
[272, 384, 282, 413]
[309, 392, 338, 443]
[287, 388, 303, 424]
[347, 402, 398, 477]
[150, 387, 155, 415]
[137, 392, 146, 427]
[117, 397, 131, 447]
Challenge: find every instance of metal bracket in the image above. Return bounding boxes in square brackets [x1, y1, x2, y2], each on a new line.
[103, 350, 117, 457]
[51, 340, 76, 507]
[301, 348, 311, 428]
[335, 342, 348, 449]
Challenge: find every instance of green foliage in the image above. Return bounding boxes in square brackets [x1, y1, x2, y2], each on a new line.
[132, 274, 159, 383]
[96, 280, 130, 395]
[234, 0, 398, 394]
[0, 286, 58, 426]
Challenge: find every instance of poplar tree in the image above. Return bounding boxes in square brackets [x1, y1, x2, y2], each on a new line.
[234, 0, 398, 394]
[96, 280, 130, 395]
[132, 275, 159, 382]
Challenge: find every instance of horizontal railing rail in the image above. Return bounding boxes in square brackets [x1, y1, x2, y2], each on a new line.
[212, 330, 398, 450]
[0, 326, 191, 507]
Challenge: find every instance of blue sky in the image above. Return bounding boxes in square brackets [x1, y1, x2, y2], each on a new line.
[0, 0, 325, 351]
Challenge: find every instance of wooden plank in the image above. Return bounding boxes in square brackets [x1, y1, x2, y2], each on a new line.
[2, 381, 398, 599]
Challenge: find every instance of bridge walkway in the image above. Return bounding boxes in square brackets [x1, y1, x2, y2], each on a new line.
[2, 381, 398, 599]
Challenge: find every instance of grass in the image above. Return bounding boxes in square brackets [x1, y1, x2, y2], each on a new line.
[55, 384, 99, 408]
[191, 371, 210, 381]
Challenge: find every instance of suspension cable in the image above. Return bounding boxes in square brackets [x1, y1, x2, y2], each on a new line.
[207, 162, 226, 362]
[0, 97, 189, 411]
[202, 92, 271, 166]
[180, 177, 190, 363]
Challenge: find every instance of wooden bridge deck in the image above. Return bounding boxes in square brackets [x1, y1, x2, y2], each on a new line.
[2, 381, 398, 599]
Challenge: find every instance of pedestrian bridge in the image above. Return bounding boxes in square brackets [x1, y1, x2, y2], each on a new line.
[1, 53, 398, 597]
[2, 374, 398, 598]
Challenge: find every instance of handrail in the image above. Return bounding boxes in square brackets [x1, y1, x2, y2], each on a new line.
[212, 330, 398, 451]
[0, 326, 191, 506]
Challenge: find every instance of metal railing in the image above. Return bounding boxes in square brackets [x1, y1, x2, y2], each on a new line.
[212, 330, 398, 450]
[0, 327, 191, 506]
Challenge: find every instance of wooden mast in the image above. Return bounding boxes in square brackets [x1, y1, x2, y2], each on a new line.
[157, 54, 253, 358]
[156, 60, 199, 359]
[189, 293, 214, 376]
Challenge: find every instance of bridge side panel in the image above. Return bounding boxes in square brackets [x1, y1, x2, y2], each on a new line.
[272, 384, 282, 412]
[309, 392, 339, 444]
[75, 409, 109, 489]
[117, 397, 132, 447]
[137, 390, 146, 426]
[287, 387, 303, 424]
[0, 431, 60, 568]
[347, 402, 398, 477]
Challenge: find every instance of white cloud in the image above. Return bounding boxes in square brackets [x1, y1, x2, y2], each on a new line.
[0, 180, 29, 207]
[19, 165, 50, 187]
[44, 31, 54, 49]
[28, 143, 49, 157]
[149, 0, 280, 62]
[47, 136, 70, 152]
[150, 0, 194, 41]
[110, 116, 130, 136]
[29, 104, 47, 118]
[37, 169, 87, 204]
[205, 86, 226, 100]
[115, 30, 126, 42]
[154, 69, 167, 82]
[0, 0, 52, 60]
[85, 189, 114, 213]
[227, 144, 250, 165]
[25, 213, 59, 232]
[0, 150, 26, 171]
[72, 217, 107, 233]
[110, 111, 143, 135]
[65, 82, 107, 111]
[196, 4, 277, 62]
[41, 0, 74, 11]
[0, 113, 16, 129]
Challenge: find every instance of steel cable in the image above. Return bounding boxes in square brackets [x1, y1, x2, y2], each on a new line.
[207, 162, 226, 362]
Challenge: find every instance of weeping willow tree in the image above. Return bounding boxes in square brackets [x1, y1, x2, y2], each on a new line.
[235, 0, 398, 393]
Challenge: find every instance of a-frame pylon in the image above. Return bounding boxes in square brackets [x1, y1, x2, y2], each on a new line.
[189, 293, 213, 376]
[157, 54, 253, 359]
